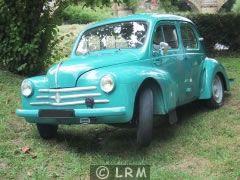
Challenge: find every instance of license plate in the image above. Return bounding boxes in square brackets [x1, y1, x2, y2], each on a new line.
[39, 110, 75, 118]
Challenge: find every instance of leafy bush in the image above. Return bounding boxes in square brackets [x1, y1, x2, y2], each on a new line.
[0, 0, 66, 75]
[188, 13, 240, 54]
[232, 0, 240, 13]
[62, 5, 113, 24]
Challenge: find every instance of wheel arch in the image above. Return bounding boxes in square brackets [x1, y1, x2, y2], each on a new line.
[132, 77, 165, 122]
[199, 58, 230, 100]
[216, 71, 227, 91]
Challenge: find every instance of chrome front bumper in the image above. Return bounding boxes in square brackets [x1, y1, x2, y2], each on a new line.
[16, 107, 126, 118]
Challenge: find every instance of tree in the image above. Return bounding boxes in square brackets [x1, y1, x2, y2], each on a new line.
[0, 0, 115, 75]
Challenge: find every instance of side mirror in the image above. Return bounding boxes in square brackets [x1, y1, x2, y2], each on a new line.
[160, 42, 169, 55]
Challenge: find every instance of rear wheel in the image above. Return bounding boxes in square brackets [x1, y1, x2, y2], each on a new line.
[206, 74, 224, 109]
[37, 124, 58, 139]
[136, 87, 153, 147]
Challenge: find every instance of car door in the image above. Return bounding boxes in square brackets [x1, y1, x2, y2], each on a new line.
[152, 21, 185, 106]
[179, 22, 204, 101]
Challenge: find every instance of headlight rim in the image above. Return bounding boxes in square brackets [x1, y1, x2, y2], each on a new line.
[21, 79, 33, 97]
[100, 74, 115, 93]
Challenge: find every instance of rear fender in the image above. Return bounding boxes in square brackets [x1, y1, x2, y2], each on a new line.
[199, 57, 230, 100]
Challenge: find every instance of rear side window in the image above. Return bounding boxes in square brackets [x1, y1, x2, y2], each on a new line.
[180, 23, 198, 49]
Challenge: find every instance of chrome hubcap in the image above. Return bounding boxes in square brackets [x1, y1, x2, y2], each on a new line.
[212, 75, 223, 104]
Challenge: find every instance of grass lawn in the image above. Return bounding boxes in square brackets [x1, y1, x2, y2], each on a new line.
[0, 56, 240, 179]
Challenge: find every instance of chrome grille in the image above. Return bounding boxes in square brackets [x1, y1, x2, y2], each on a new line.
[30, 86, 109, 106]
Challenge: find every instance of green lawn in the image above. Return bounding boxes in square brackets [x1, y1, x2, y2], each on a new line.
[0, 57, 240, 179]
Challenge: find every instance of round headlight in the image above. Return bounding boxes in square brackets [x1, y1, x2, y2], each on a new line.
[21, 80, 33, 97]
[100, 75, 115, 93]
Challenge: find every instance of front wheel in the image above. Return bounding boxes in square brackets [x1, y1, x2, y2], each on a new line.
[136, 87, 153, 147]
[36, 124, 58, 139]
[206, 74, 224, 109]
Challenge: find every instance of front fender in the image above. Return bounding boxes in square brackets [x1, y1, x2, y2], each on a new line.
[199, 57, 230, 100]
[127, 67, 178, 114]
[79, 62, 178, 115]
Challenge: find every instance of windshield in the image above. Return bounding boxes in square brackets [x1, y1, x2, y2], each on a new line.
[76, 21, 148, 55]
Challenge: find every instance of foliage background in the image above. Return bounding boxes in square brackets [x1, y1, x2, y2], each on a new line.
[1, 0, 240, 179]
[0, 0, 66, 75]
[232, 0, 240, 12]
[1, 0, 240, 75]
[0, 0, 118, 75]
[54, 13, 240, 62]
[189, 13, 240, 54]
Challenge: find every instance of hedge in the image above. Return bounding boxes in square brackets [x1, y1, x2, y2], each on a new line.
[188, 13, 240, 54]
[62, 5, 113, 24]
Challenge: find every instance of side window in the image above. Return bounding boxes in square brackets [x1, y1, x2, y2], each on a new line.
[181, 23, 198, 49]
[153, 26, 164, 50]
[152, 24, 178, 50]
[162, 25, 178, 49]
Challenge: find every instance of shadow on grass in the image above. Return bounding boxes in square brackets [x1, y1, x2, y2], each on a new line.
[50, 94, 230, 155]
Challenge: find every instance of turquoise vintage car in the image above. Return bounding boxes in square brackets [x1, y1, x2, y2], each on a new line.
[16, 13, 230, 147]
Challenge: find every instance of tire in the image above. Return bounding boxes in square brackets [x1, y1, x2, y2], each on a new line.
[36, 124, 58, 139]
[206, 74, 224, 109]
[136, 87, 154, 147]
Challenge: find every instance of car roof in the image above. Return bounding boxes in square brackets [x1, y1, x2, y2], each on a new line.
[87, 13, 193, 29]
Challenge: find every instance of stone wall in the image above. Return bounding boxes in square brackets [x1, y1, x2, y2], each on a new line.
[113, 0, 229, 15]
[193, 0, 228, 13]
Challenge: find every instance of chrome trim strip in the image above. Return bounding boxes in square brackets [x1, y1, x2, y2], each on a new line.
[30, 99, 109, 106]
[55, 61, 63, 88]
[36, 93, 101, 100]
[39, 86, 96, 93]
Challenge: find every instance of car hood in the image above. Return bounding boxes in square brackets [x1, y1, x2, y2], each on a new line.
[47, 49, 141, 88]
